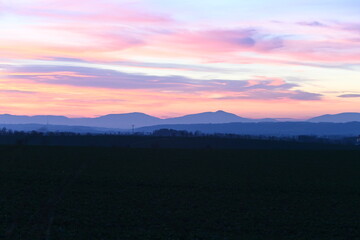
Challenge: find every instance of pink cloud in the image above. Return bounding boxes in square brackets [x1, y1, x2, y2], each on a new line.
[140, 26, 359, 67]
[10, 0, 172, 24]
[2, 65, 322, 101]
[2, 0, 360, 69]
[297, 21, 327, 27]
[277, 38, 360, 63]
[155, 29, 283, 53]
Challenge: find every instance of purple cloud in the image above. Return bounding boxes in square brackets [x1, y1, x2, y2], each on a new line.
[0, 89, 36, 94]
[297, 21, 327, 27]
[4, 65, 322, 101]
[338, 94, 360, 98]
[165, 28, 284, 53]
[214, 90, 321, 101]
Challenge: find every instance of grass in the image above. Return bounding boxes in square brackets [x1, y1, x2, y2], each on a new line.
[1, 145, 360, 239]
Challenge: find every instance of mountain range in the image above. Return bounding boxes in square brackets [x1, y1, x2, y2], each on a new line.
[1, 111, 360, 130]
[307, 112, 360, 123]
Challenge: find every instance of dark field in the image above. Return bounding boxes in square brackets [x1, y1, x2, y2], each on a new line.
[1, 146, 360, 239]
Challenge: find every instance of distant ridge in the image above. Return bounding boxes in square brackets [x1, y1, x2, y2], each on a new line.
[2, 121, 360, 136]
[138, 122, 360, 136]
[308, 112, 360, 123]
[1, 111, 360, 129]
[0, 123, 118, 134]
[164, 110, 247, 124]
[0, 112, 162, 129]
[0, 110, 277, 129]
[162, 110, 276, 124]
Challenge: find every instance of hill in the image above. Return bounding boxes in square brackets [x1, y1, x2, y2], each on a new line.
[138, 122, 360, 136]
[308, 112, 360, 123]
[0, 111, 276, 129]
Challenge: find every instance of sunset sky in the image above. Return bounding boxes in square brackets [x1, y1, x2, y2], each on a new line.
[1, 0, 359, 118]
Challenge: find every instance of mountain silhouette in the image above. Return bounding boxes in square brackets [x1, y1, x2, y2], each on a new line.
[1, 111, 359, 129]
[0, 114, 70, 125]
[86, 113, 161, 128]
[308, 112, 360, 123]
[163, 110, 252, 124]
[0, 110, 276, 129]
[0, 113, 162, 129]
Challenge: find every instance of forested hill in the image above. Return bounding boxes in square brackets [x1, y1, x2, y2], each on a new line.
[139, 122, 360, 136]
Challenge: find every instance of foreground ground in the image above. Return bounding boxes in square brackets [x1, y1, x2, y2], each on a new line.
[1, 146, 360, 239]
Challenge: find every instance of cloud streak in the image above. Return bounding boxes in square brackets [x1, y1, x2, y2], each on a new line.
[159, 29, 284, 53]
[338, 94, 360, 98]
[3, 65, 322, 101]
[6, 0, 172, 24]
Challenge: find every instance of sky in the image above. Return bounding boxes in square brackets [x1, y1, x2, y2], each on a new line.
[0, 0, 359, 118]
